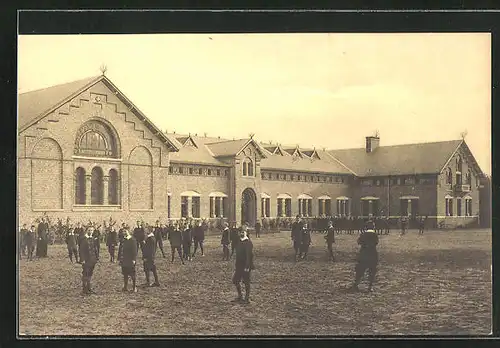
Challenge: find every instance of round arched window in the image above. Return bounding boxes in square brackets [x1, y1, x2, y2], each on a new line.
[74, 120, 119, 158]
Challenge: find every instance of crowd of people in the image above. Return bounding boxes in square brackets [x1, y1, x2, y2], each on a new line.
[19, 213, 430, 300]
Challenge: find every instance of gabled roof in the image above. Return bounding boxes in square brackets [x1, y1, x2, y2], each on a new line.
[302, 148, 321, 160]
[206, 138, 268, 158]
[328, 139, 466, 177]
[18, 75, 179, 152]
[440, 140, 485, 177]
[176, 135, 198, 148]
[282, 146, 303, 157]
[262, 145, 278, 153]
[18, 75, 101, 130]
[165, 133, 230, 166]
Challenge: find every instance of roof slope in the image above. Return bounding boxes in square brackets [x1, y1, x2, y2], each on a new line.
[18, 76, 100, 130]
[328, 140, 463, 176]
[206, 138, 251, 157]
[260, 149, 352, 174]
[18, 75, 179, 151]
[165, 133, 230, 166]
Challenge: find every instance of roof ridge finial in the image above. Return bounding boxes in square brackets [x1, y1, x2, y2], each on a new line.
[460, 130, 468, 140]
[100, 64, 107, 76]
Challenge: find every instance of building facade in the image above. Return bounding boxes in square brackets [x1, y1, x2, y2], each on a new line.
[17, 75, 488, 228]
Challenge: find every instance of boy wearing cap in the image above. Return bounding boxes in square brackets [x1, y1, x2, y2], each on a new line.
[65, 225, 79, 263]
[192, 220, 205, 257]
[349, 219, 379, 292]
[181, 222, 193, 261]
[299, 223, 312, 260]
[291, 216, 303, 261]
[133, 220, 146, 255]
[153, 220, 166, 258]
[25, 225, 36, 261]
[121, 228, 138, 292]
[106, 224, 118, 262]
[232, 226, 255, 304]
[229, 222, 239, 259]
[325, 220, 335, 262]
[168, 222, 184, 264]
[80, 227, 98, 295]
[143, 228, 160, 287]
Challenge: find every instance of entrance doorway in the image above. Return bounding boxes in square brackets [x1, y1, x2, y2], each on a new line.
[241, 188, 257, 227]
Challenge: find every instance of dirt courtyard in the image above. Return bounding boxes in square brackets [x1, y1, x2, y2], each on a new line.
[18, 229, 491, 336]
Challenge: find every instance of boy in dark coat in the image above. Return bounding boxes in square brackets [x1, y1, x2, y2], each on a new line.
[117, 223, 126, 262]
[153, 220, 166, 258]
[291, 216, 303, 261]
[133, 221, 146, 255]
[232, 226, 255, 304]
[36, 217, 49, 258]
[181, 223, 193, 261]
[349, 221, 379, 292]
[20, 224, 28, 259]
[74, 222, 85, 264]
[384, 217, 391, 235]
[325, 220, 335, 262]
[106, 225, 118, 262]
[92, 226, 101, 260]
[65, 225, 79, 263]
[299, 223, 312, 260]
[400, 216, 408, 236]
[221, 222, 231, 261]
[192, 220, 205, 257]
[168, 222, 184, 264]
[229, 222, 239, 258]
[418, 216, 425, 235]
[25, 225, 36, 261]
[120, 229, 138, 292]
[80, 227, 98, 295]
[143, 229, 160, 287]
[254, 220, 261, 238]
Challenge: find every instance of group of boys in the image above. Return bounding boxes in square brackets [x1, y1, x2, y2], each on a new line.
[292, 215, 379, 292]
[19, 217, 51, 260]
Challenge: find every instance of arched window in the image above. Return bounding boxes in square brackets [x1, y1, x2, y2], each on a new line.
[75, 167, 86, 204]
[74, 120, 119, 158]
[108, 169, 119, 205]
[248, 158, 254, 176]
[243, 157, 253, 177]
[91, 167, 104, 205]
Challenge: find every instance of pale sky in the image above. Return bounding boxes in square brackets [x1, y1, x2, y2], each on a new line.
[17, 33, 491, 174]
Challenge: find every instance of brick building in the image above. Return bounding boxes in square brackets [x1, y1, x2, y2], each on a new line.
[17, 75, 488, 228]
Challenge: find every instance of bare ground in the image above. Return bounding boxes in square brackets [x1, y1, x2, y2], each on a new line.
[18, 229, 491, 336]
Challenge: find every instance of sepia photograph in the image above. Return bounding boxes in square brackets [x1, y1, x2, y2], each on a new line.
[17, 32, 492, 336]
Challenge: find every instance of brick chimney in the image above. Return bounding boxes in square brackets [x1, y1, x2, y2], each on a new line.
[365, 135, 380, 153]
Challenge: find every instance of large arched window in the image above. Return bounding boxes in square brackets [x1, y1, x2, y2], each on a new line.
[74, 120, 119, 158]
[108, 169, 119, 205]
[91, 166, 104, 205]
[243, 157, 254, 177]
[75, 167, 86, 204]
